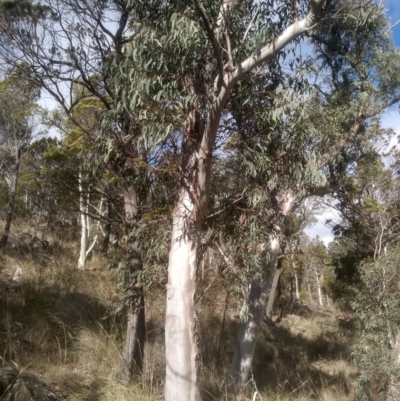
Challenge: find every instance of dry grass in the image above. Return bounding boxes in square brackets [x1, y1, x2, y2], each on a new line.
[0, 221, 357, 401]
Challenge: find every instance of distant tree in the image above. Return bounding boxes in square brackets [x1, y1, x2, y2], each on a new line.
[0, 66, 41, 247]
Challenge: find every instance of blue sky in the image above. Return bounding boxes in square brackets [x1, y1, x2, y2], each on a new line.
[386, 0, 400, 47]
[306, 1, 400, 245]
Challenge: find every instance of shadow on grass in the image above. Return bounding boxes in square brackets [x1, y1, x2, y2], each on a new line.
[199, 302, 355, 401]
[0, 282, 123, 401]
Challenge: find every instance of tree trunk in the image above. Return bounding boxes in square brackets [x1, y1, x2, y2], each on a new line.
[0, 160, 20, 247]
[294, 271, 300, 300]
[118, 244, 146, 380]
[165, 190, 202, 401]
[225, 237, 280, 390]
[265, 259, 284, 320]
[317, 281, 323, 306]
[117, 186, 146, 380]
[77, 171, 87, 269]
[306, 275, 313, 305]
[226, 190, 295, 390]
[101, 198, 112, 256]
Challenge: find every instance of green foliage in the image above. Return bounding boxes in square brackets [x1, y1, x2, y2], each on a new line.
[352, 246, 400, 400]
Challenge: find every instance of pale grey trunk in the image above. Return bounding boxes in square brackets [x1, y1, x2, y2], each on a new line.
[0, 160, 20, 247]
[265, 263, 283, 320]
[226, 237, 280, 390]
[313, 265, 323, 306]
[78, 171, 87, 269]
[165, 191, 201, 401]
[317, 282, 323, 306]
[294, 271, 300, 300]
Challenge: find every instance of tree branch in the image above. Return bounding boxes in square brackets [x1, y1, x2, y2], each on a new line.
[193, 0, 225, 90]
[233, 0, 333, 82]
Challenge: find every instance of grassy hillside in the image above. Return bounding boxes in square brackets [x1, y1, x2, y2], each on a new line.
[0, 223, 358, 401]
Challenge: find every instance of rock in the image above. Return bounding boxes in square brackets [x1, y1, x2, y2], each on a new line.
[0, 366, 18, 395]
[0, 367, 59, 401]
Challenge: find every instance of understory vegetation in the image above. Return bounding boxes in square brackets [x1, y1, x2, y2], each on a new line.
[1, 221, 357, 401]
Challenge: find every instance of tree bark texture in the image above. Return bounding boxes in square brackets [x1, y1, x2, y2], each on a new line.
[265, 261, 284, 319]
[118, 244, 146, 380]
[117, 186, 146, 380]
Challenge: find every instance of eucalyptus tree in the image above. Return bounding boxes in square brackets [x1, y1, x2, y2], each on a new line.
[0, 67, 41, 247]
[106, 1, 337, 398]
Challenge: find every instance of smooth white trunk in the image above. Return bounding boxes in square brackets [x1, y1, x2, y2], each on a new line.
[78, 172, 87, 269]
[295, 271, 300, 300]
[317, 284, 323, 306]
[313, 267, 323, 306]
[165, 191, 201, 401]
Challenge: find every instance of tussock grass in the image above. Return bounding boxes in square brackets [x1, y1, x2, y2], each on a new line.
[0, 221, 357, 401]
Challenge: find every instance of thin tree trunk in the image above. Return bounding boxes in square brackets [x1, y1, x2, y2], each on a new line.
[295, 271, 300, 300]
[118, 243, 145, 380]
[306, 275, 313, 305]
[117, 186, 146, 380]
[0, 160, 20, 247]
[225, 237, 280, 390]
[100, 197, 111, 256]
[317, 281, 323, 306]
[216, 289, 231, 363]
[78, 171, 87, 269]
[265, 258, 284, 320]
